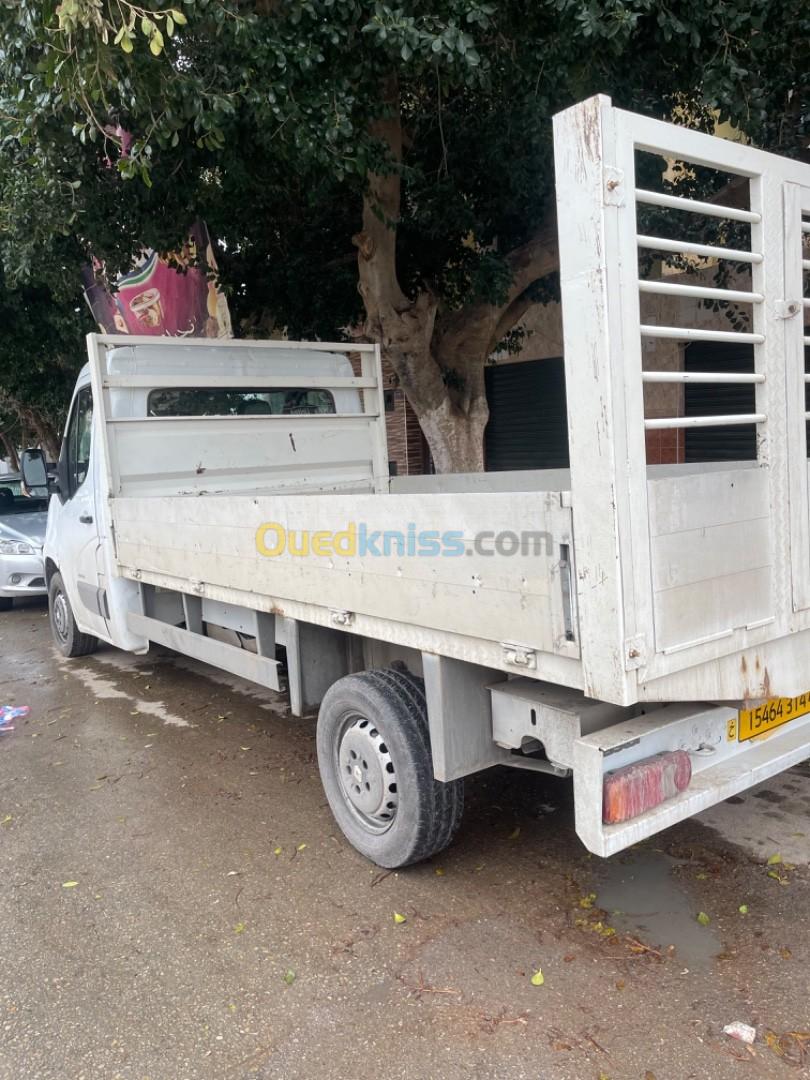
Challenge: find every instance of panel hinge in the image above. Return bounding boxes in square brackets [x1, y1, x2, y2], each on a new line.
[625, 633, 647, 670]
[330, 609, 354, 627]
[501, 642, 537, 670]
[603, 166, 625, 207]
[775, 299, 801, 319]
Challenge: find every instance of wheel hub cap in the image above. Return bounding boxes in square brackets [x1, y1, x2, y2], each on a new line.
[337, 715, 398, 832]
[53, 593, 68, 640]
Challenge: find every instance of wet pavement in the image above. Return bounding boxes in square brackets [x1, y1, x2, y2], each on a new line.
[2, 600, 810, 1079]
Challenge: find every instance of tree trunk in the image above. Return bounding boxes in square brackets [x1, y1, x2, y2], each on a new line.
[419, 393, 489, 473]
[28, 411, 61, 461]
[0, 392, 61, 462]
[0, 432, 19, 472]
[354, 76, 559, 473]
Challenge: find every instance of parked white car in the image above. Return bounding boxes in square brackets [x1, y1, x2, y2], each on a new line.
[0, 484, 48, 610]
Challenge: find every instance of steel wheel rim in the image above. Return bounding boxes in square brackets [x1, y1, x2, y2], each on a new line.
[52, 591, 69, 643]
[335, 712, 398, 834]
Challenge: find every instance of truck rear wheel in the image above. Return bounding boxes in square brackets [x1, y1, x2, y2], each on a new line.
[48, 571, 99, 658]
[316, 668, 465, 868]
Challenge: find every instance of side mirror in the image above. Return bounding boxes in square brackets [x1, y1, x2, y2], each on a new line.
[20, 448, 51, 496]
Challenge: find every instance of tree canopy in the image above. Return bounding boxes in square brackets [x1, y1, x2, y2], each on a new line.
[0, 1, 807, 467]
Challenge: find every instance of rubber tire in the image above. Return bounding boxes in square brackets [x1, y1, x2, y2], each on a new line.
[0, 598, 12, 612]
[316, 668, 465, 868]
[48, 571, 99, 658]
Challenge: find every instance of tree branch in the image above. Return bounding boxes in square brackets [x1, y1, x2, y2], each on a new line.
[436, 210, 559, 372]
[488, 288, 538, 356]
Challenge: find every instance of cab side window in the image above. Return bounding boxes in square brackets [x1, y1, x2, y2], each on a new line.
[66, 387, 93, 497]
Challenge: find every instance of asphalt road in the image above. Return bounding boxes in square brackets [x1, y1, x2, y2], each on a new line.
[2, 600, 810, 1080]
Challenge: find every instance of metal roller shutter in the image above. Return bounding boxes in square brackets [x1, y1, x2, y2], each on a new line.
[684, 342, 810, 462]
[684, 341, 756, 462]
[484, 357, 569, 472]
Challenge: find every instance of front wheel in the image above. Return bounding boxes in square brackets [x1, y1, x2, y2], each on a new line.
[48, 571, 98, 658]
[316, 668, 464, 868]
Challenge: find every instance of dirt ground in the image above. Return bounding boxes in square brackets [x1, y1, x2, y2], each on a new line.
[1, 600, 810, 1080]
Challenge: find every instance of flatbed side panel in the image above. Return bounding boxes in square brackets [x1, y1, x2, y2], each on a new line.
[110, 490, 580, 664]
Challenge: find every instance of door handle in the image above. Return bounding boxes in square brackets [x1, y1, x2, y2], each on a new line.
[79, 513, 94, 525]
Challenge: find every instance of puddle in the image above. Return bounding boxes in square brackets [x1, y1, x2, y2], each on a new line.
[592, 850, 721, 972]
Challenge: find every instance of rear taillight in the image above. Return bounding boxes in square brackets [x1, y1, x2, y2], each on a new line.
[603, 750, 692, 825]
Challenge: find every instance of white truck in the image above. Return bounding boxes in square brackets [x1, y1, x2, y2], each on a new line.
[22, 95, 810, 868]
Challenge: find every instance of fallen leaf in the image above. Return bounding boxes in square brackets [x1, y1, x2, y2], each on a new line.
[0, 814, 12, 826]
[696, 911, 711, 926]
[578, 893, 596, 909]
[434, 867, 445, 876]
[530, 968, 545, 986]
[273, 847, 282, 856]
[296, 843, 307, 852]
[738, 904, 749, 915]
[233, 922, 246, 934]
[393, 912, 407, 925]
[779, 946, 792, 960]
[508, 826, 521, 841]
[644, 1072, 658, 1080]
[62, 881, 79, 889]
[767, 853, 782, 865]
[240, 746, 251, 751]
[283, 969, 296, 986]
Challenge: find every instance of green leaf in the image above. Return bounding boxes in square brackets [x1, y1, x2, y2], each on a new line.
[530, 968, 545, 986]
[767, 853, 782, 865]
[120, 33, 133, 54]
[283, 969, 296, 985]
[171, 9, 188, 25]
[696, 911, 711, 926]
[393, 912, 406, 924]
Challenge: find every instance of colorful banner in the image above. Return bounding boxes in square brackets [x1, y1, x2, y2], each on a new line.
[82, 221, 232, 339]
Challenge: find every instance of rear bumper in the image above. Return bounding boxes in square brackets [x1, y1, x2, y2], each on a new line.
[574, 702, 810, 856]
[0, 554, 47, 598]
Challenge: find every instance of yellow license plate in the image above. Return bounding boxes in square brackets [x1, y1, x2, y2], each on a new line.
[738, 693, 810, 741]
